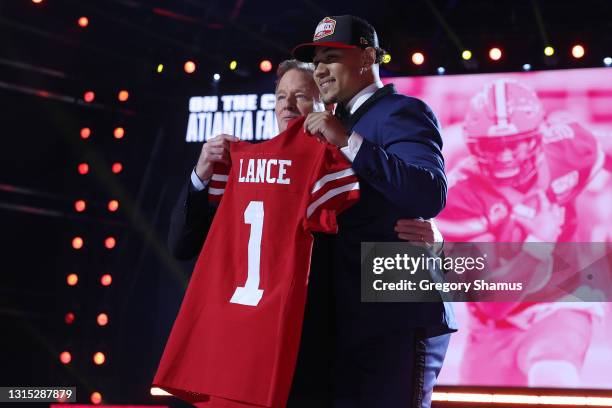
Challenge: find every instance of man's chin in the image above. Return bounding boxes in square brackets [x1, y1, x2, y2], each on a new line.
[320, 89, 338, 104]
[321, 94, 337, 104]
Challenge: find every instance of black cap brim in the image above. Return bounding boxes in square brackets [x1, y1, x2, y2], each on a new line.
[291, 41, 358, 62]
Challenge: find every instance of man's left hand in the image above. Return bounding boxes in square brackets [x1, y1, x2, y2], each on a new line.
[304, 112, 349, 147]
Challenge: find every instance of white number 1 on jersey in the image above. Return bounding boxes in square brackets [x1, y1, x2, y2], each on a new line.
[230, 201, 265, 306]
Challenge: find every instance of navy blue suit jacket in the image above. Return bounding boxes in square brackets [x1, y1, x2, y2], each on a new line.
[331, 84, 457, 341]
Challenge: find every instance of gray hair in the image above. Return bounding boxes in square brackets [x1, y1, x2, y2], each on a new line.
[275, 59, 315, 91]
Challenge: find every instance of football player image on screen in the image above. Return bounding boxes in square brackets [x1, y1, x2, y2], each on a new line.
[436, 78, 610, 387]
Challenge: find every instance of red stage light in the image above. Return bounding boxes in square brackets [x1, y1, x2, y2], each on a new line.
[184, 61, 196, 74]
[489, 47, 503, 61]
[67, 273, 78, 286]
[111, 162, 123, 174]
[74, 200, 86, 212]
[78, 17, 89, 28]
[65, 312, 75, 324]
[32, 0, 44, 3]
[100, 274, 112, 286]
[80, 127, 91, 139]
[71, 237, 83, 250]
[411, 52, 425, 65]
[113, 127, 124, 139]
[97, 313, 109, 326]
[90, 391, 102, 404]
[93, 352, 106, 365]
[118, 90, 129, 102]
[572, 44, 585, 59]
[78, 163, 89, 175]
[104, 237, 116, 249]
[59, 351, 71, 364]
[259, 60, 272, 73]
[83, 91, 95, 103]
[108, 200, 119, 212]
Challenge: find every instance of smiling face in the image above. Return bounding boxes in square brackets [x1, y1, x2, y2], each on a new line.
[274, 68, 321, 132]
[313, 47, 370, 105]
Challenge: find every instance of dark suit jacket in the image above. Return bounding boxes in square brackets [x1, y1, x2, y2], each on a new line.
[331, 84, 457, 342]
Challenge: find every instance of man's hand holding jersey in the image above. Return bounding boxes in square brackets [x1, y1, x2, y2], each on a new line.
[195, 134, 239, 181]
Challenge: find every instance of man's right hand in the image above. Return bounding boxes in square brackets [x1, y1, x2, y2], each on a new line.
[195, 134, 239, 181]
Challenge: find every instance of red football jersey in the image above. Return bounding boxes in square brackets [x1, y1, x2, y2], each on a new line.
[437, 120, 601, 242]
[153, 117, 359, 407]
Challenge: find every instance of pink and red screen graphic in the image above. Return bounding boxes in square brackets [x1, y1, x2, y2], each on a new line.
[385, 68, 612, 388]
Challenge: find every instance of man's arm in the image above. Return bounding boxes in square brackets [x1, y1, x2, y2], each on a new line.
[168, 133, 237, 259]
[168, 172, 217, 260]
[351, 98, 446, 218]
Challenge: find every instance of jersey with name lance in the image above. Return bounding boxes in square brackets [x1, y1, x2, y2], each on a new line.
[153, 117, 359, 408]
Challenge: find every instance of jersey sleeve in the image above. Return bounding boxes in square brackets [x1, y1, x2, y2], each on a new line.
[208, 162, 231, 204]
[304, 143, 360, 233]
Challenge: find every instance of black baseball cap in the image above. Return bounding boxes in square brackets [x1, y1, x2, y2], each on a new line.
[292, 15, 379, 62]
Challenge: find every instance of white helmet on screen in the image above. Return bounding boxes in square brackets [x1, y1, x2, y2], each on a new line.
[464, 79, 545, 186]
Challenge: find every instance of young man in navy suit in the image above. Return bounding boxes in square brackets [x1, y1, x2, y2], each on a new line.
[293, 15, 456, 408]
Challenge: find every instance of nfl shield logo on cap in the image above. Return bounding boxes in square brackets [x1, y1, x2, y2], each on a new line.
[313, 17, 336, 41]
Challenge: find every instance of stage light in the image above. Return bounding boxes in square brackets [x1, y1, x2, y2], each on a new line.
[80, 127, 91, 139]
[78, 163, 89, 175]
[118, 90, 129, 102]
[84, 91, 95, 103]
[72, 237, 83, 250]
[67, 273, 78, 286]
[93, 352, 106, 365]
[74, 200, 86, 212]
[90, 391, 102, 405]
[108, 200, 119, 212]
[437, 67, 445, 75]
[229, 60, 238, 70]
[572, 44, 585, 59]
[461, 50, 472, 60]
[489, 47, 502, 61]
[432, 391, 612, 405]
[544, 46, 555, 56]
[104, 237, 116, 249]
[259, 60, 272, 73]
[213, 73, 221, 81]
[100, 274, 112, 286]
[111, 162, 123, 174]
[97, 313, 109, 326]
[523, 63, 532, 71]
[382, 53, 391, 64]
[151, 387, 172, 396]
[156, 64, 164, 73]
[60, 351, 71, 364]
[184, 60, 196, 74]
[113, 127, 124, 139]
[32, 0, 44, 4]
[604, 57, 612, 67]
[78, 17, 89, 28]
[65, 312, 75, 325]
[411, 52, 425, 65]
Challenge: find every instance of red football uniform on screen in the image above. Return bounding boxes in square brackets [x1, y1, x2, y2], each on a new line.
[153, 117, 359, 407]
[438, 120, 601, 243]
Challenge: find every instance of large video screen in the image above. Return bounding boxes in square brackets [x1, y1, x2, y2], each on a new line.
[385, 68, 612, 388]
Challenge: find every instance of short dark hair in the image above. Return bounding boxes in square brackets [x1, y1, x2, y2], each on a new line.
[373, 46, 387, 64]
[275, 59, 315, 91]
